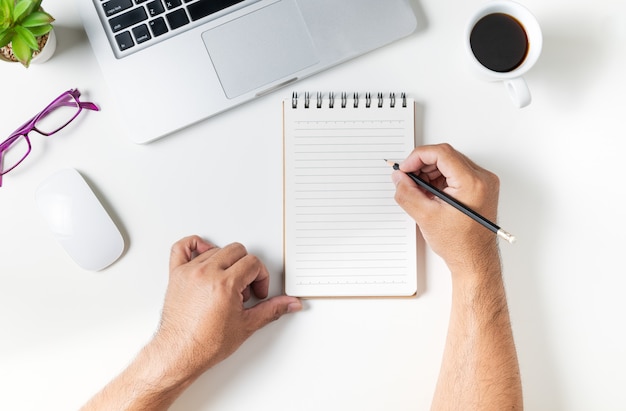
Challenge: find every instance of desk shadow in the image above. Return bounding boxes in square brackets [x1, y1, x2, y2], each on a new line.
[407, 0, 429, 35]
[51, 24, 89, 59]
[495, 163, 565, 410]
[169, 318, 297, 411]
[413, 102, 427, 297]
[532, 15, 607, 108]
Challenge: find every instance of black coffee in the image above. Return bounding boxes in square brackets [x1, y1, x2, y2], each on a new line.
[470, 13, 528, 73]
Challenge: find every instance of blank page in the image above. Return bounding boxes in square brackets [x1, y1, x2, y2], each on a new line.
[283, 93, 417, 297]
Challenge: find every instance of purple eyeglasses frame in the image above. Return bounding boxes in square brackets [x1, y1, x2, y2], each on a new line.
[0, 89, 99, 187]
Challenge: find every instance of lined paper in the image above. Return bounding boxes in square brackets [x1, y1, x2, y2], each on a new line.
[283, 94, 417, 297]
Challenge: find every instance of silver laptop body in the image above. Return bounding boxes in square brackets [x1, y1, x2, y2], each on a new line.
[77, 0, 418, 144]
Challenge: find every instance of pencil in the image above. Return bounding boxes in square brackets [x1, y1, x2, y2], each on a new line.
[385, 160, 516, 244]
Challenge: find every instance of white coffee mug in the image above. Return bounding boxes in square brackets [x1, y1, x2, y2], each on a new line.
[465, 1, 542, 108]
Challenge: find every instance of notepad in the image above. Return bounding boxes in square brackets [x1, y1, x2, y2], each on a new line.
[283, 92, 418, 297]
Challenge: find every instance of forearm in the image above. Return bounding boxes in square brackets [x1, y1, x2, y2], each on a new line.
[81, 237, 302, 411]
[81, 340, 197, 411]
[431, 253, 522, 410]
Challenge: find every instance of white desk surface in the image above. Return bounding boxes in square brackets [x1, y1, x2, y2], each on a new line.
[1, 1, 625, 410]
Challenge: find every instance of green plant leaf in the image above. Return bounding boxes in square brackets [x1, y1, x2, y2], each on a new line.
[14, 25, 38, 50]
[11, 33, 33, 67]
[26, 23, 50, 37]
[21, 11, 53, 27]
[0, 28, 13, 48]
[13, 0, 33, 23]
[15, 0, 42, 21]
[0, 0, 14, 26]
[27, 0, 43, 16]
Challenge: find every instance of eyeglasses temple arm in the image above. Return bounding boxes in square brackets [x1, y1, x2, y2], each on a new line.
[5, 101, 99, 138]
[80, 102, 100, 111]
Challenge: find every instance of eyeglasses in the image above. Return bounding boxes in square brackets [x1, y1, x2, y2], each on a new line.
[0, 89, 100, 187]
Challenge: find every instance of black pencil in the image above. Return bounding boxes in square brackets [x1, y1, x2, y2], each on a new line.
[385, 160, 516, 244]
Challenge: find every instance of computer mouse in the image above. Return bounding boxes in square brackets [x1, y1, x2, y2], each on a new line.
[35, 168, 125, 271]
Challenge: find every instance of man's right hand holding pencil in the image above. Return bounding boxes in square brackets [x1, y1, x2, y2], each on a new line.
[391, 143, 523, 411]
[391, 143, 502, 273]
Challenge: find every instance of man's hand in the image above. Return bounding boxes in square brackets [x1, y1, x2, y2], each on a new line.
[392, 143, 501, 274]
[81, 235, 301, 411]
[392, 144, 522, 410]
[155, 236, 302, 378]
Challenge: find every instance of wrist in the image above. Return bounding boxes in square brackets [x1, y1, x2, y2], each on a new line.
[447, 243, 509, 321]
[141, 335, 200, 388]
[446, 239, 502, 284]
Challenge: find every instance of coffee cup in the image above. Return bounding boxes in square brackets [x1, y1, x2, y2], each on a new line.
[465, 1, 542, 108]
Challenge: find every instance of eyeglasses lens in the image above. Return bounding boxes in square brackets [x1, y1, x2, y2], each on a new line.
[1, 135, 31, 175]
[35, 94, 81, 135]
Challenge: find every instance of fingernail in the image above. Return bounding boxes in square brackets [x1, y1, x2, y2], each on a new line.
[287, 301, 303, 313]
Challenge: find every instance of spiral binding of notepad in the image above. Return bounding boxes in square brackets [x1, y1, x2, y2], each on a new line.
[291, 92, 408, 109]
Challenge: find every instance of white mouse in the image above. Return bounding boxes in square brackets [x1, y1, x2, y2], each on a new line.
[35, 168, 125, 271]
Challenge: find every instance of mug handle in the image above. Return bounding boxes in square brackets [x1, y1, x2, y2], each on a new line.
[505, 77, 532, 108]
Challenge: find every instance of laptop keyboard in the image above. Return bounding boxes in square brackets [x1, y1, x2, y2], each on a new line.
[98, 0, 256, 57]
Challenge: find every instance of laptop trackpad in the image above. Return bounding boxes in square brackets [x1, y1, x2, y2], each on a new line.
[202, 1, 319, 99]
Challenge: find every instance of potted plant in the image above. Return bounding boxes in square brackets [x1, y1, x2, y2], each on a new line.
[0, 0, 55, 67]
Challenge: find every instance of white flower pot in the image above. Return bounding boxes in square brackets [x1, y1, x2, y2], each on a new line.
[32, 28, 57, 64]
[0, 27, 56, 65]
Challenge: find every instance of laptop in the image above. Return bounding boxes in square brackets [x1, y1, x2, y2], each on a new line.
[77, 0, 418, 144]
